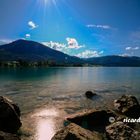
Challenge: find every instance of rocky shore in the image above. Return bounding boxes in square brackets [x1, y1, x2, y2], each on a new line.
[52, 93, 140, 140]
[0, 93, 140, 140]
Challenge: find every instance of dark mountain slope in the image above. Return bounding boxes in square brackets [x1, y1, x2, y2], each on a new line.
[0, 39, 83, 65]
[86, 55, 140, 66]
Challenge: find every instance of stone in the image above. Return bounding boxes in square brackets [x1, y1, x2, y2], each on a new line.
[106, 121, 140, 140]
[52, 123, 103, 140]
[114, 95, 140, 118]
[0, 131, 20, 140]
[0, 96, 22, 133]
[66, 110, 116, 132]
[85, 91, 97, 99]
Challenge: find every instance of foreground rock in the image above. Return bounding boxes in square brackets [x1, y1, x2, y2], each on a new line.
[66, 110, 116, 132]
[85, 91, 97, 99]
[114, 95, 140, 118]
[52, 123, 103, 140]
[0, 131, 20, 140]
[0, 96, 22, 133]
[106, 121, 140, 140]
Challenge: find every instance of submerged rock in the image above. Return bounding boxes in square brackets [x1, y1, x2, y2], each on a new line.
[0, 131, 20, 140]
[66, 110, 116, 132]
[0, 96, 22, 133]
[52, 123, 103, 140]
[106, 121, 140, 140]
[85, 91, 97, 99]
[114, 95, 140, 118]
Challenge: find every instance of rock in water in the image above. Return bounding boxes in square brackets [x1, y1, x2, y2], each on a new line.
[0, 131, 20, 140]
[106, 121, 140, 140]
[114, 95, 140, 118]
[0, 96, 22, 133]
[85, 91, 97, 99]
[52, 123, 103, 140]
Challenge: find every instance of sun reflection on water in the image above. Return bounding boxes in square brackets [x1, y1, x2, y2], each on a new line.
[32, 109, 58, 140]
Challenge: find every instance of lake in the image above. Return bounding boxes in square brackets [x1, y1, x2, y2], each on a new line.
[0, 67, 140, 139]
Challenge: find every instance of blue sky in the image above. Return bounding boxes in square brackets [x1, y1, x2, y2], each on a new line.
[0, 0, 140, 57]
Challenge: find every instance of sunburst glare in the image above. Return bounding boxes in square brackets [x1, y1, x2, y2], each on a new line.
[37, 0, 58, 7]
[36, 0, 60, 18]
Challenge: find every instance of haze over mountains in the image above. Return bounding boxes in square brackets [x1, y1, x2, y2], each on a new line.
[0, 39, 140, 66]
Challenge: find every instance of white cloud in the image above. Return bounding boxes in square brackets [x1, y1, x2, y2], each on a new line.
[42, 38, 84, 51]
[28, 21, 38, 29]
[125, 47, 131, 50]
[75, 50, 104, 58]
[42, 41, 66, 51]
[25, 34, 31, 39]
[119, 51, 135, 57]
[119, 53, 130, 57]
[86, 24, 111, 29]
[66, 38, 84, 49]
[134, 47, 139, 50]
[125, 46, 139, 50]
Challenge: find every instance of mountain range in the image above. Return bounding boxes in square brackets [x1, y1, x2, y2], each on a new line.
[0, 39, 140, 67]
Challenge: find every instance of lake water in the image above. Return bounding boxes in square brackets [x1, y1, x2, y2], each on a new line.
[0, 67, 140, 139]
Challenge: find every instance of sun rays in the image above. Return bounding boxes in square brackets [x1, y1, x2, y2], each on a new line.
[36, 0, 61, 18]
[38, 0, 58, 8]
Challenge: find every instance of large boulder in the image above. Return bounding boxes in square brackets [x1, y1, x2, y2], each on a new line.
[85, 91, 97, 99]
[0, 131, 20, 140]
[66, 110, 116, 132]
[106, 121, 140, 140]
[114, 95, 140, 118]
[52, 123, 103, 140]
[0, 96, 22, 133]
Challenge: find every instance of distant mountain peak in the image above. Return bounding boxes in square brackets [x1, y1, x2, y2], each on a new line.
[11, 39, 42, 45]
[0, 39, 83, 65]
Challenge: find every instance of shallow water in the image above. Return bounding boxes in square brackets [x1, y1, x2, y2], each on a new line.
[0, 67, 140, 139]
[32, 109, 59, 140]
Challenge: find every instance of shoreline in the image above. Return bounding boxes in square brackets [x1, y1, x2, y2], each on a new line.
[20, 93, 140, 140]
[0, 93, 140, 140]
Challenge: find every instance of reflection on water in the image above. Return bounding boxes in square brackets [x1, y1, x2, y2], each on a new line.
[36, 119, 55, 140]
[33, 109, 58, 117]
[32, 109, 58, 140]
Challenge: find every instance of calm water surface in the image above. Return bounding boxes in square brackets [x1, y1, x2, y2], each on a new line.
[0, 67, 140, 139]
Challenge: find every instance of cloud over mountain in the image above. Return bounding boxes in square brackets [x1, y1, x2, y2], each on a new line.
[66, 38, 84, 49]
[25, 34, 31, 39]
[76, 50, 104, 58]
[42, 37, 84, 56]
